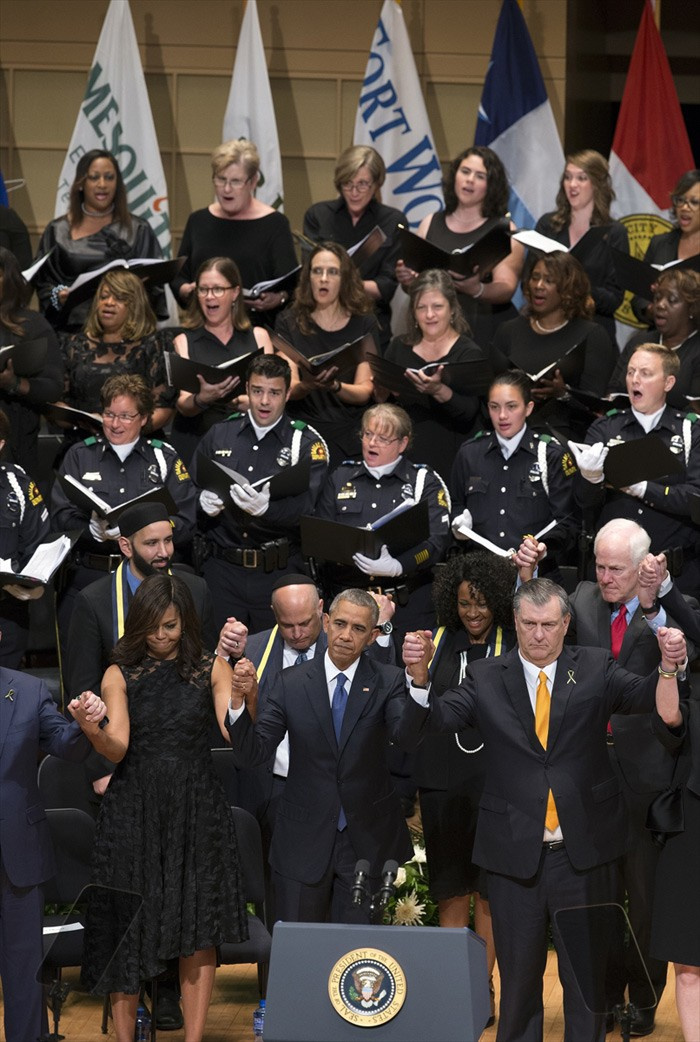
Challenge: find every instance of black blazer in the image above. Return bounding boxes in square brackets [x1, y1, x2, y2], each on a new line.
[227, 653, 413, 883]
[399, 645, 658, 879]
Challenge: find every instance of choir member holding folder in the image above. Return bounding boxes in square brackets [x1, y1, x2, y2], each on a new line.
[490, 251, 617, 438]
[275, 242, 378, 466]
[379, 269, 484, 477]
[303, 145, 407, 350]
[395, 147, 524, 347]
[170, 257, 272, 463]
[172, 139, 297, 329]
[0, 248, 62, 473]
[534, 150, 628, 345]
[34, 149, 166, 331]
[609, 270, 700, 412]
[57, 269, 176, 444]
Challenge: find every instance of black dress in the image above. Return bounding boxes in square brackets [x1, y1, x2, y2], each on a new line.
[81, 652, 247, 994]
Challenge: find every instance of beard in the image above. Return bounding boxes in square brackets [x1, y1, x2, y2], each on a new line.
[131, 547, 171, 578]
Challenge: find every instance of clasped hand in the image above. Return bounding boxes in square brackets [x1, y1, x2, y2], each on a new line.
[67, 690, 107, 730]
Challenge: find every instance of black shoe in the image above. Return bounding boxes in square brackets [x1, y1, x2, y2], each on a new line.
[629, 1008, 655, 1037]
[154, 990, 183, 1032]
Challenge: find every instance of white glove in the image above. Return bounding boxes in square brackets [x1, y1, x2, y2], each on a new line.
[622, 481, 647, 499]
[230, 481, 271, 517]
[89, 512, 110, 542]
[352, 543, 402, 577]
[569, 441, 609, 484]
[105, 523, 121, 540]
[451, 509, 473, 539]
[200, 489, 225, 517]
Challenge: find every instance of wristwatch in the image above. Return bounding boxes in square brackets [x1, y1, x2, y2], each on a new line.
[640, 599, 660, 617]
[379, 621, 393, 635]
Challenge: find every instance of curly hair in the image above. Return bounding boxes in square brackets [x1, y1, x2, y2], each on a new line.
[432, 552, 515, 632]
[653, 269, 700, 329]
[549, 150, 614, 232]
[403, 269, 470, 345]
[182, 257, 251, 332]
[0, 246, 31, 335]
[100, 373, 154, 416]
[291, 242, 372, 336]
[84, 270, 156, 342]
[524, 252, 594, 320]
[111, 574, 203, 679]
[67, 150, 130, 229]
[443, 147, 510, 219]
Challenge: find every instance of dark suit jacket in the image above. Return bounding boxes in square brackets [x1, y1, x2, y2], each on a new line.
[64, 565, 216, 699]
[399, 645, 658, 879]
[0, 667, 90, 887]
[227, 653, 413, 883]
[568, 582, 699, 793]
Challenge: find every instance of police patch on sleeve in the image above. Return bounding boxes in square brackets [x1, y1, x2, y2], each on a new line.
[437, 488, 448, 508]
[28, 481, 44, 506]
[174, 458, 190, 482]
[561, 452, 576, 477]
[311, 440, 327, 462]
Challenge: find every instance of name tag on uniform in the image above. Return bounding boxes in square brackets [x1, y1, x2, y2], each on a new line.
[82, 472, 102, 481]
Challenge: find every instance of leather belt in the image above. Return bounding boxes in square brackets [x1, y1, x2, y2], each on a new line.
[366, 572, 433, 606]
[207, 538, 289, 572]
[543, 840, 565, 852]
[75, 552, 122, 573]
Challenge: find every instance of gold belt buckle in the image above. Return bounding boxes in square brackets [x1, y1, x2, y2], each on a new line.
[366, 584, 384, 596]
[242, 548, 258, 569]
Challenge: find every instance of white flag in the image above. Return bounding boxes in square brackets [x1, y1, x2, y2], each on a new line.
[354, 0, 443, 228]
[223, 0, 284, 210]
[54, 0, 171, 260]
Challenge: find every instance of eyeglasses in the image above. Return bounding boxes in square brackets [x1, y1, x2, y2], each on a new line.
[672, 194, 700, 211]
[341, 180, 374, 193]
[196, 285, 234, 297]
[310, 266, 341, 277]
[213, 175, 250, 190]
[361, 430, 399, 446]
[103, 411, 141, 422]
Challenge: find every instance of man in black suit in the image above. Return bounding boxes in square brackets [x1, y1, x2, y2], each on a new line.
[0, 662, 104, 1042]
[515, 519, 700, 1035]
[401, 578, 687, 1042]
[227, 588, 413, 925]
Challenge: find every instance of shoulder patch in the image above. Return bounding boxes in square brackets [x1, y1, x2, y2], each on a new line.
[561, 451, 577, 477]
[310, 440, 327, 462]
[437, 487, 448, 509]
[174, 458, 190, 482]
[28, 481, 44, 506]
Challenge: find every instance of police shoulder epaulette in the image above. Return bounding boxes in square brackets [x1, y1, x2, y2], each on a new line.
[83, 435, 98, 446]
[685, 412, 699, 423]
[534, 432, 552, 444]
[225, 411, 244, 421]
[410, 461, 428, 470]
[469, 429, 491, 442]
[605, 408, 623, 417]
[148, 438, 164, 448]
[341, 458, 361, 466]
[291, 419, 308, 430]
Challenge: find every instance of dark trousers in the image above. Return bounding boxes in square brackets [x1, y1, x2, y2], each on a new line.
[488, 846, 618, 1042]
[201, 556, 306, 633]
[0, 864, 48, 1042]
[273, 829, 378, 926]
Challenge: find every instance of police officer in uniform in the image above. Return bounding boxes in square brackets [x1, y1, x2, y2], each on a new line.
[191, 354, 329, 631]
[574, 343, 700, 595]
[314, 403, 450, 634]
[450, 371, 578, 569]
[0, 407, 51, 667]
[51, 373, 197, 642]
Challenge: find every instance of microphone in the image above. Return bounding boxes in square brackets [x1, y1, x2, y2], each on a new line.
[352, 859, 371, 906]
[378, 860, 398, 907]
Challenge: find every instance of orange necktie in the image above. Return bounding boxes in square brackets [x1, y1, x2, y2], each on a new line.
[535, 670, 559, 832]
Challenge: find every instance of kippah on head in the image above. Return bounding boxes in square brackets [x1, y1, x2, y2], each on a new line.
[118, 502, 171, 539]
[271, 573, 318, 594]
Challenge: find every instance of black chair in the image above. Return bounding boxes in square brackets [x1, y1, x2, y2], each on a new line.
[219, 806, 273, 997]
[210, 746, 239, 806]
[42, 808, 96, 1039]
[37, 752, 98, 819]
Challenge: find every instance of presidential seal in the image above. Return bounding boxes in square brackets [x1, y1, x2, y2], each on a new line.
[328, 947, 406, 1027]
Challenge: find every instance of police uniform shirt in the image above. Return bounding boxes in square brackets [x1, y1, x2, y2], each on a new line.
[50, 434, 196, 550]
[0, 464, 50, 568]
[450, 428, 578, 553]
[578, 405, 700, 554]
[190, 412, 329, 550]
[315, 457, 450, 575]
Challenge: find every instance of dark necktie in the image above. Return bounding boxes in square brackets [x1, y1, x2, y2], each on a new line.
[294, 651, 308, 665]
[331, 673, 349, 830]
[610, 604, 628, 660]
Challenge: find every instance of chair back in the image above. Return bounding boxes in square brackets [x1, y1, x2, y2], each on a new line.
[44, 808, 96, 905]
[38, 754, 97, 818]
[231, 805, 266, 905]
[210, 746, 239, 806]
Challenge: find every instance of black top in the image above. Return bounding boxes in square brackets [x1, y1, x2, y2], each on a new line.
[303, 196, 407, 348]
[631, 227, 685, 324]
[424, 211, 518, 349]
[610, 328, 700, 410]
[34, 215, 165, 330]
[61, 330, 176, 415]
[384, 333, 485, 478]
[0, 205, 32, 269]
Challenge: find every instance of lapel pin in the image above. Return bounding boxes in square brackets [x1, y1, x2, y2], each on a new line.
[362, 687, 370, 692]
[5, 689, 15, 702]
[567, 670, 576, 685]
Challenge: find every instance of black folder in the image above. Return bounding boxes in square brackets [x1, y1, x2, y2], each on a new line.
[58, 256, 186, 315]
[58, 474, 177, 524]
[164, 348, 262, 394]
[271, 332, 374, 379]
[0, 338, 48, 377]
[196, 453, 312, 504]
[368, 354, 494, 399]
[300, 499, 430, 565]
[604, 435, 684, 489]
[396, 220, 511, 278]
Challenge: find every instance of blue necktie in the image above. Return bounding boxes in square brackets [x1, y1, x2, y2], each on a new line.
[295, 651, 308, 665]
[332, 673, 349, 830]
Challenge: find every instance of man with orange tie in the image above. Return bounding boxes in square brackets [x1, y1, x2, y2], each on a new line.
[401, 577, 687, 1042]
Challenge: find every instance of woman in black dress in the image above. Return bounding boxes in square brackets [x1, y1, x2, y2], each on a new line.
[651, 660, 700, 1041]
[171, 257, 273, 462]
[380, 268, 484, 477]
[69, 574, 247, 1042]
[275, 241, 378, 466]
[408, 552, 516, 1024]
[395, 146, 525, 348]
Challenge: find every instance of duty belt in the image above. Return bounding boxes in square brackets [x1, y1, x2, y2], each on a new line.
[74, 552, 122, 573]
[207, 538, 290, 573]
[366, 572, 433, 607]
